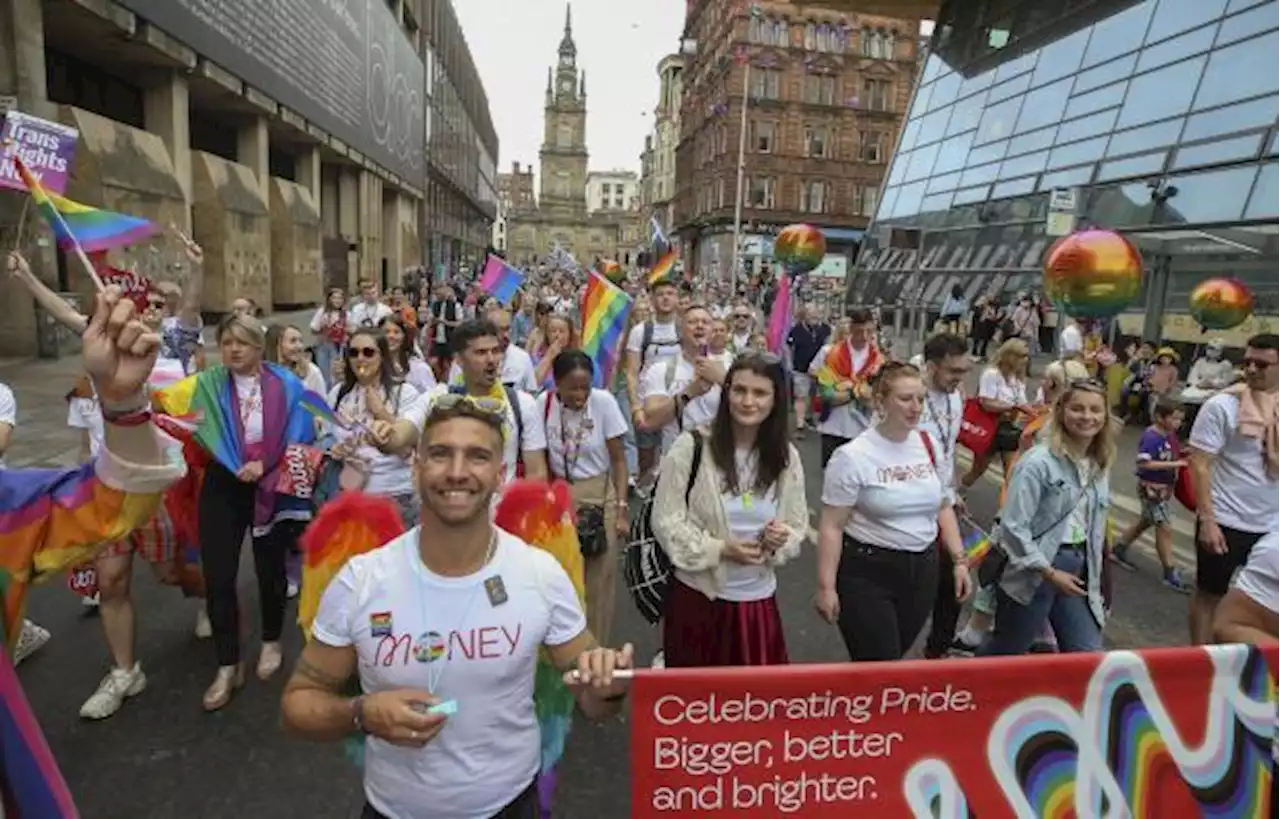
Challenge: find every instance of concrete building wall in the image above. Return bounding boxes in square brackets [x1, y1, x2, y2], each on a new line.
[191, 151, 271, 311]
[269, 177, 322, 308]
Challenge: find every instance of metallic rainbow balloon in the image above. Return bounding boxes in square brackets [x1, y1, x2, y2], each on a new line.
[773, 223, 826, 276]
[1189, 277, 1254, 331]
[1042, 229, 1143, 319]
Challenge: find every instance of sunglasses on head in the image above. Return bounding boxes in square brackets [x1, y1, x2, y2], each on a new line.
[1066, 377, 1107, 393]
[346, 345, 378, 359]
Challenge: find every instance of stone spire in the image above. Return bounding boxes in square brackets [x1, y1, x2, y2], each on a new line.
[558, 2, 576, 59]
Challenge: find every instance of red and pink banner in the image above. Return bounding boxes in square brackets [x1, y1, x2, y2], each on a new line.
[630, 645, 1277, 818]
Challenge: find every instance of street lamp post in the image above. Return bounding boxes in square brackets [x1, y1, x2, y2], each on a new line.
[730, 60, 751, 296]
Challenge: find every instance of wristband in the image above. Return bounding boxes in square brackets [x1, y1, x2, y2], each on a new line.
[103, 407, 153, 427]
[99, 391, 149, 417]
[352, 695, 369, 734]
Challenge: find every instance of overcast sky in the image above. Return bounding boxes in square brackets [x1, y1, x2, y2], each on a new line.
[455, 0, 686, 179]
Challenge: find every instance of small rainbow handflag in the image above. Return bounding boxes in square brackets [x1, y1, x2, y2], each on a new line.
[12, 153, 160, 253]
[478, 254, 524, 307]
[647, 248, 678, 285]
[962, 519, 991, 565]
[581, 272, 632, 389]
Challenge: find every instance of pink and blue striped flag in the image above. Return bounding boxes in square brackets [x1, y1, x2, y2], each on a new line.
[765, 272, 792, 356]
[0, 651, 78, 817]
[581, 272, 632, 389]
[478, 255, 524, 307]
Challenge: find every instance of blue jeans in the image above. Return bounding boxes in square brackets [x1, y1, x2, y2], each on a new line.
[612, 386, 638, 475]
[978, 546, 1102, 656]
[314, 341, 342, 389]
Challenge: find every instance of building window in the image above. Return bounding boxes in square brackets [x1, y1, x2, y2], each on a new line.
[816, 24, 832, 53]
[853, 184, 878, 215]
[805, 125, 830, 158]
[752, 120, 776, 153]
[863, 79, 892, 111]
[773, 20, 790, 47]
[800, 181, 826, 213]
[859, 131, 884, 163]
[750, 68, 782, 100]
[805, 23, 817, 51]
[748, 15, 765, 43]
[718, 178, 726, 208]
[805, 74, 836, 105]
[745, 176, 775, 208]
[861, 29, 882, 58]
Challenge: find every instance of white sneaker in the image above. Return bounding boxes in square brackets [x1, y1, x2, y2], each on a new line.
[650, 650, 666, 669]
[14, 620, 50, 666]
[82, 592, 100, 608]
[79, 664, 146, 720]
[194, 607, 213, 639]
[286, 579, 299, 599]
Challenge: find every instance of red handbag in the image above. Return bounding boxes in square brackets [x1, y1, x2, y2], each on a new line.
[958, 397, 998, 457]
[1170, 436, 1197, 512]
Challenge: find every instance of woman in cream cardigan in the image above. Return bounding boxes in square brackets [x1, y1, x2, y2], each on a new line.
[651, 352, 808, 666]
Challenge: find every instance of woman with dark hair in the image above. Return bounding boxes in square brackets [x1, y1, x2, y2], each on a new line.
[310, 288, 347, 388]
[536, 350, 630, 644]
[378, 313, 437, 393]
[651, 352, 808, 666]
[325, 329, 423, 527]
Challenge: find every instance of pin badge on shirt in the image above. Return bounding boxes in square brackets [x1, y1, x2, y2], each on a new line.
[484, 575, 508, 607]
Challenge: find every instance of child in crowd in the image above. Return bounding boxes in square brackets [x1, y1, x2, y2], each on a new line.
[1111, 396, 1192, 592]
[1147, 347, 1181, 420]
[1120, 340, 1155, 423]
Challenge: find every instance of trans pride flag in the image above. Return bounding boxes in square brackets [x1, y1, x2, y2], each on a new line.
[11, 153, 159, 253]
[581, 272, 632, 389]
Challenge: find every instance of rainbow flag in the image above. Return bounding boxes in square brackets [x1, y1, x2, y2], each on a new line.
[765, 273, 792, 356]
[478, 254, 524, 306]
[1, 650, 79, 817]
[581, 272, 633, 389]
[647, 248, 678, 285]
[961, 517, 991, 565]
[12, 154, 159, 253]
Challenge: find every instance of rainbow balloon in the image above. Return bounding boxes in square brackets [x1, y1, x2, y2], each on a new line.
[1042, 229, 1143, 319]
[1189, 277, 1254, 331]
[773, 223, 826, 276]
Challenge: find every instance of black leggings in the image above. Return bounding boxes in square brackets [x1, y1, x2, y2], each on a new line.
[198, 463, 299, 666]
[362, 779, 538, 819]
[924, 547, 963, 658]
[836, 537, 938, 661]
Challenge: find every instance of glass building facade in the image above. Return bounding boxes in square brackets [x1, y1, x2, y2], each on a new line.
[847, 0, 1278, 345]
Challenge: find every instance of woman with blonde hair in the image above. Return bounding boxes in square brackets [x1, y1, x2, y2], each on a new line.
[960, 337, 1032, 492]
[265, 324, 326, 395]
[979, 378, 1116, 655]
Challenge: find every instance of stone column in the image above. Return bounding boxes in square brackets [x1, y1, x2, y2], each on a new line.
[0, 0, 58, 356]
[337, 166, 360, 291]
[236, 116, 269, 200]
[143, 71, 192, 216]
[295, 146, 321, 205]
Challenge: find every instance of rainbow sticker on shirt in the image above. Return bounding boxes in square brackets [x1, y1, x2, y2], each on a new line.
[413, 631, 447, 663]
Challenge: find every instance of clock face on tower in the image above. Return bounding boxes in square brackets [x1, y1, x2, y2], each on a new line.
[560, 54, 572, 67]
[560, 78, 573, 93]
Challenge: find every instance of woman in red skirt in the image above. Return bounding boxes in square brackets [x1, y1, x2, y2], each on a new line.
[651, 352, 808, 666]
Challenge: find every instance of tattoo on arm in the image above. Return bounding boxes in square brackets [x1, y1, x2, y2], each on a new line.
[292, 654, 348, 691]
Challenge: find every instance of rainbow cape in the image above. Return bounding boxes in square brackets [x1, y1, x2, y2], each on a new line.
[813, 341, 883, 421]
[12, 154, 159, 253]
[581, 272, 633, 389]
[2, 650, 77, 817]
[151, 363, 328, 473]
[494, 480, 583, 816]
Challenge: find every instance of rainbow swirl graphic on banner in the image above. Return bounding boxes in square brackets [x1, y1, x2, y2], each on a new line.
[903, 645, 1277, 819]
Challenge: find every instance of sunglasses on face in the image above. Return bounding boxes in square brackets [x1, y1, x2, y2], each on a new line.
[346, 346, 378, 359]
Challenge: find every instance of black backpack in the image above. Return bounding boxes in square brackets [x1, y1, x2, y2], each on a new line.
[623, 430, 704, 625]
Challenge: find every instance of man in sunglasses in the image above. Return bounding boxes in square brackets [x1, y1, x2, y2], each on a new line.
[1188, 333, 1279, 644]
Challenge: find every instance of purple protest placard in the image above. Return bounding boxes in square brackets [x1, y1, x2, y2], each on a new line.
[0, 111, 79, 195]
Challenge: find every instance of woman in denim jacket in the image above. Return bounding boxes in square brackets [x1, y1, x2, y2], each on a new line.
[980, 379, 1115, 655]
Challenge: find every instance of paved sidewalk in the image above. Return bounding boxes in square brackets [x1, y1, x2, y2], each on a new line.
[0, 307, 317, 470]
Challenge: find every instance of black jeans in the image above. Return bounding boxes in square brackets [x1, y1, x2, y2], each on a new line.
[924, 546, 962, 658]
[836, 537, 938, 661]
[198, 462, 298, 666]
[362, 780, 538, 819]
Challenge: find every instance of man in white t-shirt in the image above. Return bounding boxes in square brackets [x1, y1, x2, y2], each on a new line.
[0, 381, 15, 466]
[1058, 319, 1083, 359]
[446, 308, 537, 392]
[809, 308, 882, 467]
[282, 398, 633, 819]
[626, 278, 681, 487]
[1188, 333, 1279, 644]
[396, 318, 547, 485]
[1212, 528, 1278, 645]
[640, 305, 730, 453]
[347, 279, 394, 332]
[915, 333, 974, 659]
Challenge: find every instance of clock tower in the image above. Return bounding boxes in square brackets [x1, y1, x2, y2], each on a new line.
[539, 3, 588, 217]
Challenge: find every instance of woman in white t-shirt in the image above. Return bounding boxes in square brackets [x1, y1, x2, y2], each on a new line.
[960, 338, 1032, 492]
[652, 353, 808, 666]
[326, 329, 423, 526]
[265, 324, 327, 395]
[378, 314, 437, 393]
[538, 350, 630, 645]
[817, 362, 972, 662]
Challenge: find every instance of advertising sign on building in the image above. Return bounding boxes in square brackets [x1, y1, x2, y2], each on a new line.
[0, 111, 79, 195]
[1047, 187, 1079, 237]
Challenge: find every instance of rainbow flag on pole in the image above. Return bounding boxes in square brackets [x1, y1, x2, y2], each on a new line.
[11, 153, 159, 252]
[581, 272, 632, 389]
[478, 254, 524, 307]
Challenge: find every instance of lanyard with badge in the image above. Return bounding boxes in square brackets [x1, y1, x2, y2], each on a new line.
[925, 390, 956, 462]
[407, 531, 503, 717]
[556, 396, 593, 482]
